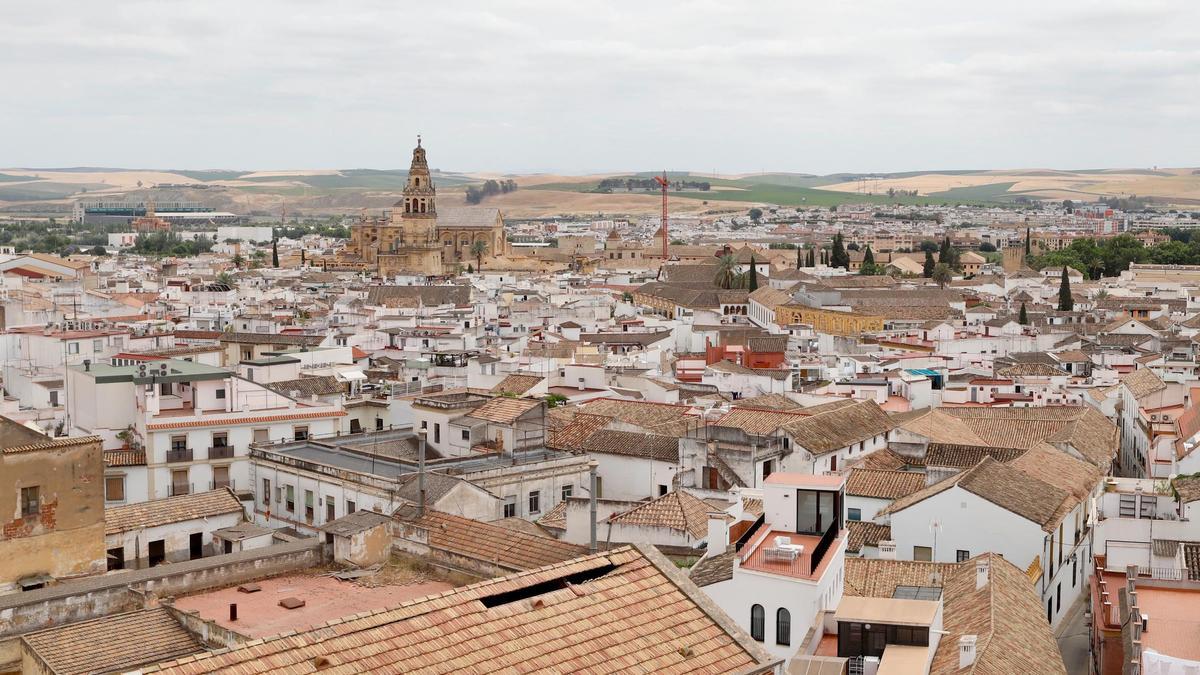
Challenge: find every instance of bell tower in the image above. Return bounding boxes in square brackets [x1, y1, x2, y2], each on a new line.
[401, 135, 436, 219]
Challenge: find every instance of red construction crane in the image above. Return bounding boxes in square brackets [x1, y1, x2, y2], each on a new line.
[653, 171, 669, 260]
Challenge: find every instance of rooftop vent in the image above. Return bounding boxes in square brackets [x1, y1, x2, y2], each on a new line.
[279, 597, 306, 610]
[959, 635, 978, 669]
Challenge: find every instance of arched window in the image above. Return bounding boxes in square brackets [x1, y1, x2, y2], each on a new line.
[750, 604, 764, 641]
[404, 200, 411, 214]
[420, 201, 426, 213]
[776, 608, 791, 645]
[414, 177, 420, 187]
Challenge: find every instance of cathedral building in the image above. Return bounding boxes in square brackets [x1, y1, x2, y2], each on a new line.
[343, 138, 508, 276]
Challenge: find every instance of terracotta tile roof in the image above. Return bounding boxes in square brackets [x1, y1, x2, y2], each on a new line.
[894, 409, 987, 446]
[142, 545, 773, 675]
[854, 448, 921, 470]
[23, 607, 203, 675]
[266, 375, 347, 398]
[105, 488, 244, 536]
[845, 468, 926, 500]
[713, 406, 814, 436]
[844, 557, 956, 598]
[689, 549, 736, 587]
[846, 521, 892, 553]
[536, 500, 567, 530]
[104, 449, 146, 467]
[608, 490, 715, 539]
[365, 284, 471, 308]
[489, 373, 544, 396]
[395, 509, 586, 571]
[938, 405, 1118, 468]
[1122, 367, 1168, 400]
[732, 393, 803, 411]
[928, 554, 1067, 674]
[466, 396, 544, 424]
[579, 429, 680, 462]
[576, 398, 696, 435]
[779, 400, 894, 454]
[547, 412, 611, 450]
[218, 331, 324, 346]
[146, 408, 345, 431]
[924, 443, 1027, 469]
[995, 362, 1070, 377]
[1173, 475, 1200, 504]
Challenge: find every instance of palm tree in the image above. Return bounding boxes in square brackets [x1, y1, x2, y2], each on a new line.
[215, 271, 234, 286]
[470, 240, 488, 271]
[932, 263, 952, 289]
[713, 254, 738, 289]
[231, 253, 245, 269]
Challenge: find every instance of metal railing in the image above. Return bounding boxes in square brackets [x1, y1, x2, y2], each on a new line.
[208, 445, 235, 460]
[211, 478, 234, 490]
[169, 482, 191, 497]
[165, 447, 193, 463]
[810, 521, 840, 575]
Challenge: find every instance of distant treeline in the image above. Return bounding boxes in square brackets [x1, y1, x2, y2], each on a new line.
[465, 179, 518, 204]
[595, 178, 711, 192]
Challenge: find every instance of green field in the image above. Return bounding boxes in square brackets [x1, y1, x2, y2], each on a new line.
[167, 169, 253, 181]
[0, 172, 40, 183]
[233, 169, 476, 190]
[530, 173, 982, 207]
[0, 182, 108, 201]
[926, 181, 1022, 203]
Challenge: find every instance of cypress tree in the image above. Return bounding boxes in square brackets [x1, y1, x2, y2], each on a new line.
[1025, 228, 1031, 256]
[271, 239, 279, 268]
[923, 250, 935, 278]
[1019, 302, 1028, 325]
[1058, 267, 1074, 311]
[300, 248, 306, 265]
[807, 248, 815, 267]
[748, 256, 759, 291]
[831, 233, 849, 269]
[863, 246, 875, 266]
[796, 247, 802, 270]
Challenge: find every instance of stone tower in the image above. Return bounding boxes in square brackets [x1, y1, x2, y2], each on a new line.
[380, 136, 443, 275]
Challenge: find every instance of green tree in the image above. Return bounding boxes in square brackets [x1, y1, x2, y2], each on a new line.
[1058, 267, 1074, 311]
[918, 240, 939, 253]
[923, 250, 935, 278]
[830, 233, 849, 269]
[215, 271, 235, 286]
[231, 253, 245, 269]
[272, 239, 279, 268]
[1025, 228, 1031, 256]
[89, 245, 107, 256]
[806, 248, 815, 267]
[545, 393, 569, 408]
[932, 263, 952, 289]
[713, 254, 738, 289]
[863, 246, 874, 266]
[470, 239, 488, 271]
[747, 256, 759, 291]
[1018, 302, 1028, 325]
[748, 208, 763, 223]
[796, 247, 802, 270]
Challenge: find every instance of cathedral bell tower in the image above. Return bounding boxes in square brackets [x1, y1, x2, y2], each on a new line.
[380, 135, 443, 275]
[401, 135, 436, 219]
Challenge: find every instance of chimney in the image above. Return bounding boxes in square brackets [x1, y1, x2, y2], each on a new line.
[83, 359, 91, 372]
[707, 513, 729, 556]
[975, 558, 990, 590]
[958, 635, 977, 669]
[878, 540, 897, 560]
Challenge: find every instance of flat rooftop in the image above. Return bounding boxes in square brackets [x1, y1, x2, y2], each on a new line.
[261, 432, 574, 479]
[172, 573, 453, 639]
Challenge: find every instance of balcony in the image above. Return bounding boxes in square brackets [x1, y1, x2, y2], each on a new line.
[166, 447, 194, 463]
[740, 522, 842, 580]
[211, 478, 235, 490]
[169, 482, 191, 497]
[208, 445, 235, 460]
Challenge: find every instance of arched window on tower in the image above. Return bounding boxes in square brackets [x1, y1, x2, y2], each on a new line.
[420, 201, 426, 214]
[415, 177, 420, 187]
[404, 200, 411, 214]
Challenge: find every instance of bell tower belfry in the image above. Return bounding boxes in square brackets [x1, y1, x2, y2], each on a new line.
[400, 135, 436, 219]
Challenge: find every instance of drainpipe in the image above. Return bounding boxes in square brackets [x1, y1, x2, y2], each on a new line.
[589, 460, 599, 552]
[417, 429, 427, 518]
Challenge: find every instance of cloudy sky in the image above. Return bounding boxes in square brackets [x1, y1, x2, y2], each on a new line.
[3, 1, 1198, 174]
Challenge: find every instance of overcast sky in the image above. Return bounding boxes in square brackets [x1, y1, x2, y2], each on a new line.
[3, 1, 1198, 174]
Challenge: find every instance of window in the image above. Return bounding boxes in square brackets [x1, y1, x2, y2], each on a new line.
[503, 496, 517, 518]
[105, 476, 125, 502]
[347, 500, 356, 514]
[776, 608, 791, 645]
[561, 485, 573, 500]
[212, 432, 228, 447]
[68, 342, 79, 354]
[171, 435, 187, 451]
[215, 388, 226, 399]
[160, 382, 172, 396]
[956, 549, 970, 563]
[528, 490, 541, 515]
[305, 490, 315, 521]
[20, 486, 40, 517]
[847, 508, 861, 521]
[253, 428, 270, 444]
[913, 546, 933, 562]
[286, 485, 296, 512]
[434, 423, 441, 444]
[294, 426, 309, 441]
[461, 429, 470, 441]
[750, 605, 765, 642]
[262, 478, 271, 506]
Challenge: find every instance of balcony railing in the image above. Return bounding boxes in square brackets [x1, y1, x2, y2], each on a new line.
[211, 478, 234, 490]
[166, 447, 193, 463]
[169, 482, 191, 497]
[810, 520, 840, 575]
[208, 445, 235, 460]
